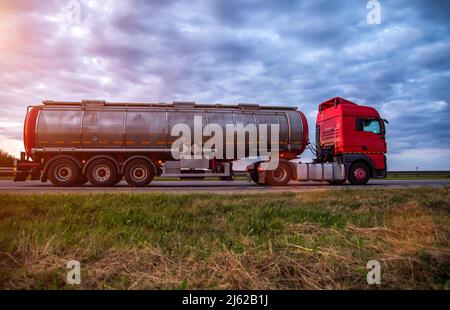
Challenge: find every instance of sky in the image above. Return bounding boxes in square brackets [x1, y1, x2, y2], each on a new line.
[0, 0, 449, 170]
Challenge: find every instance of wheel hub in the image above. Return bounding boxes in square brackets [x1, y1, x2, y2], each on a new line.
[55, 165, 72, 182]
[354, 168, 367, 180]
[131, 165, 147, 182]
[273, 167, 287, 182]
[93, 165, 111, 182]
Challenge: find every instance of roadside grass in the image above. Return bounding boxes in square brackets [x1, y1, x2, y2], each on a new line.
[0, 188, 449, 289]
[386, 174, 450, 180]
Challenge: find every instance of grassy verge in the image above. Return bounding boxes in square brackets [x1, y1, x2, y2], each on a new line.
[0, 188, 449, 289]
[386, 174, 450, 180]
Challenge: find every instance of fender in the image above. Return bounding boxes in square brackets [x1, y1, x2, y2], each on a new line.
[121, 156, 156, 175]
[245, 159, 297, 181]
[42, 155, 82, 181]
[83, 155, 120, 175]
[342, 153, 376, 178]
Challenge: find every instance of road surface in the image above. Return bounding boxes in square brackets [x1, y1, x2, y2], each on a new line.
[0, 179, 449, 194]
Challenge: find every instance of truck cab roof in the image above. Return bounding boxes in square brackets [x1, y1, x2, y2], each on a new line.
[317, 97, 380, 123]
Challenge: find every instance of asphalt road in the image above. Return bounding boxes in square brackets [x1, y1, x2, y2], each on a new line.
[0, 179, 449, 194]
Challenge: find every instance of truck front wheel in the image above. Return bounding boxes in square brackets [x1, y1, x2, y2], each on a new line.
[348, 162, 370, 185]
[124, 159, 155, 187]
[265, 162, 292, 186]
[48, 159, 81, 187]
[86, 159, 119, 187]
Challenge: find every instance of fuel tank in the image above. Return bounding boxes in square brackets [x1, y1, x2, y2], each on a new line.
[24, 100, 309, 159]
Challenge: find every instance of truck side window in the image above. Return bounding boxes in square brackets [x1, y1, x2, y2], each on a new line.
[356, 118, 381, 134]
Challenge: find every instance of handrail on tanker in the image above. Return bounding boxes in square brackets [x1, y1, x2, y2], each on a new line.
[41, 100, 298, 111]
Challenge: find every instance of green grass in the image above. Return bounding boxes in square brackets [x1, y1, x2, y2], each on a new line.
[0, 188, 449, 289]
[386, 174, 450, 180]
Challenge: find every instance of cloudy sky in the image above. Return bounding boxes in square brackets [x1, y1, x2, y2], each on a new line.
[0, 0, 449, 170]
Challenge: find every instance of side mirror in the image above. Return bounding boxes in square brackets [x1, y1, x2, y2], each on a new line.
[383, 119, 389, 124]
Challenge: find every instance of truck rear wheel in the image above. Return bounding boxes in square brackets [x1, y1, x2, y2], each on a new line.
[48, 159, 81, 187]
[86, 159, 119, 187]
[265, 162, 291, 186]
[124, 159, 155, 187]
[348, 162, 370, 185]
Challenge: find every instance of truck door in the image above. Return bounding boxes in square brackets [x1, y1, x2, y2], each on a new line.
[355, 118, 386, 153]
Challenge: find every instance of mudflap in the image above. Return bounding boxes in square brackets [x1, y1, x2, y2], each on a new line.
[30, 171, 41, 181]
[246, 162, 266, 185]
[14, 172, 29, 182]
[14, 160, 42, 182]
[373, 169, 387, 178]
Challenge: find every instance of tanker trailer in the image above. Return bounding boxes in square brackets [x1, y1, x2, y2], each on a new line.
[14, 100, 308, 187]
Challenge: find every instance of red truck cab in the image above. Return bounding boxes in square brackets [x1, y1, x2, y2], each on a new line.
[316, 97, 387, 184]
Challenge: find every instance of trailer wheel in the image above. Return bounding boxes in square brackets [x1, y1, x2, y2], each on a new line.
[48, 159, 81, 187]
[86, 158, 119, 187]
[348, 162, 370, 185]
[265, 162, 291, 186]
[124, 159, 154, 187]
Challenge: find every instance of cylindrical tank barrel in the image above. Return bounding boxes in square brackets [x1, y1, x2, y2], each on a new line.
[24, 102, 309, 159]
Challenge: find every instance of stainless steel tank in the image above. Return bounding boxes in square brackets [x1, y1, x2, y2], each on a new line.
[30, 100, 308, 158]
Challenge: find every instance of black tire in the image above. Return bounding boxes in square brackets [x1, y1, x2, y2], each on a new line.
[265, 162, 292, 186]
[348, 162, 370, 185]
[112, 174, 123, 186]
[327, 180, 346, 185]
[86, 158, 119, 187]
[48, 158, 81, 187]
[124, 159, 155, 187]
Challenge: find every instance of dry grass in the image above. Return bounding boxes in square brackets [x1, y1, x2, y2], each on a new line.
[0, 188, 449, 289]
